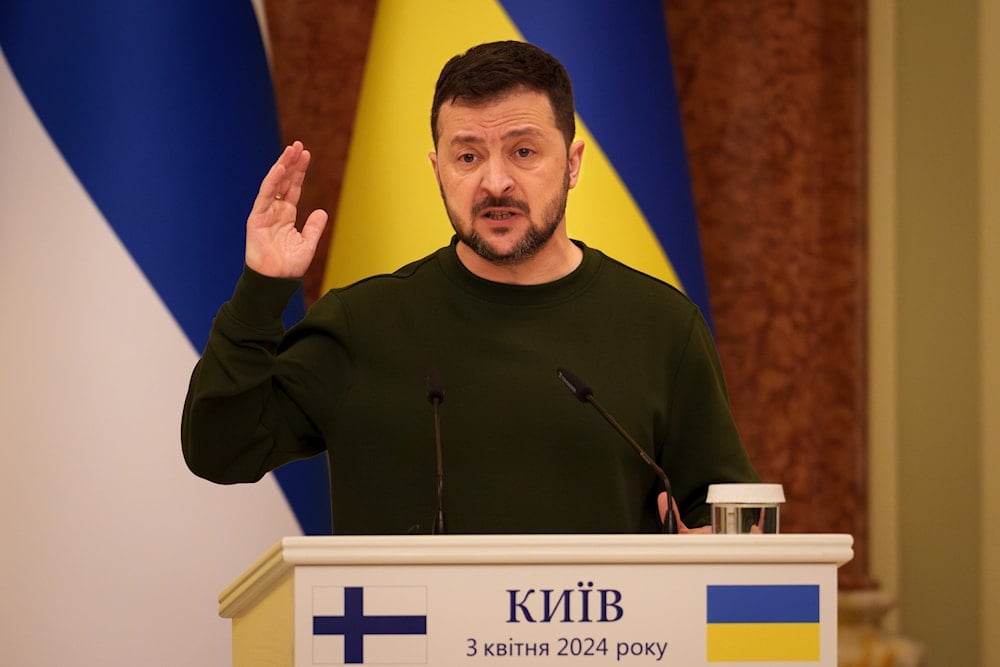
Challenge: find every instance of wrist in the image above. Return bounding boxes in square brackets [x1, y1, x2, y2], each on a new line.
[227, 265, 302, 328]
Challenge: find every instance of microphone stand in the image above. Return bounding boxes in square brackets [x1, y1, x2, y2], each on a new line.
[557, 368, 678, 534]
[427, 369, 447, 534]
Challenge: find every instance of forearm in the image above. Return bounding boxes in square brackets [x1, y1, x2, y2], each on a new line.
[181, 267, 320, 483]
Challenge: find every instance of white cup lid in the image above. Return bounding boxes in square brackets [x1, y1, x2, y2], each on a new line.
[706, 483, 785, 505]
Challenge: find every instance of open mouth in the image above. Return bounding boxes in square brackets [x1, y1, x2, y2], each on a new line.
[474, 197, 528, 222]
[483, 210, 516, 221]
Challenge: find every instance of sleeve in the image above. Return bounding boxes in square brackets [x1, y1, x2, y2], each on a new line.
[180, 266, 332, 484]
[662, 308, 760, 527]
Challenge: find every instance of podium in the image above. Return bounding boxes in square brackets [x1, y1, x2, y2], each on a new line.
[219, 534, 853, 666]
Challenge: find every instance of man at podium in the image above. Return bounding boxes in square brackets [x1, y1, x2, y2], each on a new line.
[181, 41, 758, 535]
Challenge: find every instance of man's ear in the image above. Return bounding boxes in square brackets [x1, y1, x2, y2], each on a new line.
[428, 151, 442, 189]
[568, 140, 585, 189]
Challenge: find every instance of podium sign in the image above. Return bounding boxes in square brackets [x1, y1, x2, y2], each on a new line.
[219, 534, 852, 666]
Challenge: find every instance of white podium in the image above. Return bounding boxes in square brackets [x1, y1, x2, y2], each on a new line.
[219, 534, 853, 666]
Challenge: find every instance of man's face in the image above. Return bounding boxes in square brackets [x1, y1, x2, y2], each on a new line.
[430, 89, 583, 265]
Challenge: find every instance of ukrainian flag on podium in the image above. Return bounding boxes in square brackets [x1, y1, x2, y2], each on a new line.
[706, 584, 822, 662]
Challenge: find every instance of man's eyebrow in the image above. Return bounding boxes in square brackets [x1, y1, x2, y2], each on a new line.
[448, 126, 544, 146]
[448, 133, 485, 146]
[502, 127, 544, 141]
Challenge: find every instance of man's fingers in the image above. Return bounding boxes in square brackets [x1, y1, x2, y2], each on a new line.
[300, 209, 329, 247]
[252, 162, 287, 214]
[266, 143, 311, 207]
[252, 141, 311, 211]
[282, 147, 312, 206]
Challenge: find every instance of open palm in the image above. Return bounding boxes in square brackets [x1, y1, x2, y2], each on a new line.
[245, 141, 329, 278]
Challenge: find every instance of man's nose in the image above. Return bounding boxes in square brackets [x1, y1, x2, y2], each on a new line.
[480, 156, 515, 196]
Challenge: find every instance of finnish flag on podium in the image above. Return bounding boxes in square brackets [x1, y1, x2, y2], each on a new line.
[312, 586, 429, 665]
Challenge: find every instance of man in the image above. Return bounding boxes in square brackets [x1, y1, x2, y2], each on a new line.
[182, 41, 758, 534]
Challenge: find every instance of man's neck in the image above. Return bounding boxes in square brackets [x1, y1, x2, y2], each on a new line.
[455, 235, 584, 285]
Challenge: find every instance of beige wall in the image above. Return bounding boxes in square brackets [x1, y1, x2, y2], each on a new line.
[869, 0, 999, 664]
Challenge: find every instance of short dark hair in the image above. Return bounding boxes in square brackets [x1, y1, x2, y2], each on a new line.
[430, 41, 576, 148]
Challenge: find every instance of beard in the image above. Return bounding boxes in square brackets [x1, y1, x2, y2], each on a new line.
[443, 169, 571, 266]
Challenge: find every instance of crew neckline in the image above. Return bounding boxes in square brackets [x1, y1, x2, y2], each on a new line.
[435, 237, 602, 307]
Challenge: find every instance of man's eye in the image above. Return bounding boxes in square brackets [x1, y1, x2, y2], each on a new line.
[515, 148, 534, 158]
[459, 153, 476, 163]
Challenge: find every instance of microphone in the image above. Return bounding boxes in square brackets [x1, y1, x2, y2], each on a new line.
[426, 368, 447, 534]
[557, 368, 678, 534]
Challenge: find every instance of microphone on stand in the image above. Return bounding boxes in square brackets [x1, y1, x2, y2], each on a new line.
[556, 367, 678, 534]
[426, 368, 447, 534]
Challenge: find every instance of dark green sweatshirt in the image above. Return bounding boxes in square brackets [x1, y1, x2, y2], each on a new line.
[182, 239, 758, 534]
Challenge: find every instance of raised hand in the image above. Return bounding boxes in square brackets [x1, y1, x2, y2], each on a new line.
[245, 141, 329, 278]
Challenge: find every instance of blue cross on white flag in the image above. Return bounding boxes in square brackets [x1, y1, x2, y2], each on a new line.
[312, 586, 429, 664]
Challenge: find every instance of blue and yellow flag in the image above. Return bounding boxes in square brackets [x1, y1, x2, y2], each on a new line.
[706, 585, 822, 662]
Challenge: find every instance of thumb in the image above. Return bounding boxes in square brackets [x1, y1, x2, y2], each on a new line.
[300, 208, 329, 248]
